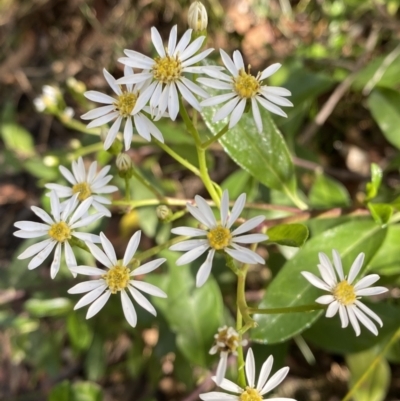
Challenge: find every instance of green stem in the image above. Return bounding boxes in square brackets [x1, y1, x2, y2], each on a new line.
[130, 166, 165, 201]
[247, 304, 326, 314]
[179, 96, 201, 145]
[201, 123, 229, 149]
[124, 177, 131, 201]
[283, 186, 308, 211]
[69, 237, 90, 253]
[58, 115, 101, 136]
[236, 303, 246, 388]
[73, 142, 104, 158]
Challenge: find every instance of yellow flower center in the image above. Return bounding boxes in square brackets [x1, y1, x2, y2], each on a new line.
[334, 280, 356, 305]
[48, 221, 71, 242]
[103, 265, 131, 294]
[233, 69, 260, 99]
[152, 55, 182, 84]
[72, 182, 92, 201]
[240, 387, 263, 401]
[115, 92, 138, 118]
[207, 226, 232, 250]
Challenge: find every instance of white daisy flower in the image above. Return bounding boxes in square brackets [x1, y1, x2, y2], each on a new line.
[209, 326, 248, 386]
[45, 157, 118, 218]
[302, 250, 388, 336]
[200, 348, 296, 401]
[14, 192, 103, 278]
[169, 190, 268, 287]
[117, 25, 214, 121]
[68, 231, 167, 327]
[81, 66, 164, 150]
[198, 49, 293, 132]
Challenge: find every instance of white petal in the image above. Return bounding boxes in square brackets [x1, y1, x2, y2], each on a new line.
[348, 252, 365, 284]
[315, 295, 335, 304]
[86, 241, 113, 268]
[197, 78, 233, 90]
[123, 117, 133, 150]
[196, 249, 215, 287]
[217, 378, 243, 394]
[151, 26, 166, 57]
[200, 392, 238, 401]
[103, 68, 122, 96]
[176, 81, 201, 111]
[220, 190, 229, 226]
[332, 249, 344, 280]
[70, 213, 103, 229]
[186, 203, 213, 228]
[195, 195, 217, 227]
[180, 36, 204, 61]
[231, 216, 265, 236]
[215, 352, 228, 386]
[100, 232, 117, 265]
[122, 49, 154, 66]
[84, 90, 115, 104]
[354, 300, 383, 326]
[103, 116, 123, 150]
[260, 63, 281, 80]
[317, 263, 336, 288]
[182, 48, 214, 67]
[201, 67, 232, 81]
[140, 113, 164, 142]
[74, 284, 107, 309]
[171, 227, 208, 237]
[256, 355, 273, 391]
[86, 290, 111, 318]
[17, 238, 53, 259]
[170, 239, 208, 251]
[232, 233, 268, 244]
[229, 98, 246, 129]
[128, 286, 157, 316]
[50, 242, 62, 279]
[355, 287, 388, 296]
[149, 81, 163, 112]
[256, 96, 287, 118]
[181, 77, 209, 98]
[68, 280, 104, 294]
[59, 165, 77, 185]
[201, 92, 236, 107]
[132, 82, 157, 115]
[168, 25, 177, 55]
[260, 367, 289, 396]
[176, 244, 210, 266]
[354, 274, 380, 290]
[245, 348, 256, 388]
[351, 305, 378, 335]
[220, 49, 238, 77]
[50, 191, 60, 222]
[338, 304, 349, 328]
[68, 197, 92, 225]
[263, 93, 293, 107]
[69, 265, 106, 276]
[325, 300, 339, 318]
[123, 231, 141, 266]
[14, 230, 48, 239]
[168, 83, 179, 121]
[251, 97, 263, 133]
[225, 244, 264, 264]
[120, 290, 137, 327]
[174, 29, 192, 56]
[134, 113, 151, 141]
[261, 86, 291, 96]
[131, 258, 166, 276]
[61, 194, 79, 221]
[124, 65, 134, 92]
[44, 184, 72, 197]
[116, 72, 152, 85]
[28, 240, 56, 270]
[86, 111, 119, 129]
[131, 280, 167, 298]
[214, 96, 239, 121]
[301, 271, 330, 291]
[233, 50, 245, 70]
[227, 193, 246, 228]
[347, 305, 361, 336]
[72, 232, 101, 243]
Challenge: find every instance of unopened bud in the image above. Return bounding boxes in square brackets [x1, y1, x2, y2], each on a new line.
[156, 205, 172, 222]
[116, 153, 132, 172]
[188, 1, 208, 32]
[66, 77, 87, 94]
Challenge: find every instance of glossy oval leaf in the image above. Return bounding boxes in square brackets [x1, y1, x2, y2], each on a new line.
[251, 220, 387, 344]
[309, 173, 350, 208]
[267, 223, 309, 247]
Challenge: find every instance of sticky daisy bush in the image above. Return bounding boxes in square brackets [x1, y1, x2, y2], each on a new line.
[11, 2, 400, 400]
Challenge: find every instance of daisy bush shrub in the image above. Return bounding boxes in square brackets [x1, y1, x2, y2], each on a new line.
[5, 1, 400, 400]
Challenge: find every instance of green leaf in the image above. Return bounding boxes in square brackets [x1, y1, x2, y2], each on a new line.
[49, 380, 72, 401]
[367, 203, 393, 226]
[309, 173, 350, 208]
[366, 163, 382, 202]
[368, 88, 400, 150]
[71, 381, 103, 401]
[67, 313, 93, 352]
[1, 122, 35, 157]
[201, 101, 303, 207]
[84, 334, 106, 381]
[303, 303, 400, 354]
[267, 224, 309, 247]
[24, 298, 72, 317]
[150, 250, 224, 366]
[347, 348, 390, 401]
[251, 220, 387, 344]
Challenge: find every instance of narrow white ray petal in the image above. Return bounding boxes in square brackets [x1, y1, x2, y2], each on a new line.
[355, 300, 383, 326]
[348, 252, 365, 284]
[28, 240, 56, 270]
[151, 27, 166, 57]
[260, 367, 289, 396]
[347, 305, 361, 336]
[196, 250, 215, 287]
[129, 286, 157, 316]
[176, 244, 210, 266]
[87, 111, 119, 129]
[261, 86, 291, 96]
[134, 113, 151, 141]
[74, 284, 107, 309]
[231, 216, 265, 236]
[354, 274, 380, 290]
[170, 239, 208, 252]
[227, 193, 246, 228]
[122, 231, 141, 266]
[64, 241, 77, 271]
[217, 378, 243, 394]
[176, 81, 201, 111]
[86, 161, 97, 184]
[256, 96, 287, 118]
[199, 392, 238, 400]
[220, 49, 238, 76]
[86, 241, 113, 268]
[14, 221, 50, 231]
[168, 83, 179, 121]
[123, 49, 154, 65]
[84, 90, 115, 104]
[195, 195, 217, 227]
[131, 280, 167, 298]
[59, 165, 77, 185]
[72, 232, 101, 243]
[317, 263, 336, 288]
[116, 73, 152, 85]
[170, 227, 208, 236]
[118, 57, 153, 69]
[61, 194, 79, 221]
[92, 184, 118, 194]
[229, 98, 246, 128]
[186, 203, 213, 228]
[141, 114, 165, 142]
[90, 201, 111, 217]
[103, 116, 123, 150]
[197, 78, 233, 90]
[245, 348, 256, 387]
[131, 82, 156, 115]
[251, 97, 263, 133]
[168, 25, 177, 55]
[215, 352, 228, 386]
[355, 286, 388, 296]
[92, 193, 111, 203]
[201, 92, 236, 107]
[68, 280, 104, 294]
[331, 249, 344, 280]
[232, 233, 268, 244]
[50, 191, 60, 222]
[225, 244, 264, 264]
[69, 265, 106, 276]
[131, 258, 166, 276]
[120, 290, 138, 327]
[338, 304, 349, 328]
[45, 184, 72, 198]
[122, 117, 133, 150]
[31, 206, 54, 226]
[233, 50, 245, 70]
[213, 96, 239, 121]
[50, 243, 62, 279]
[181, 77, 209, 98]
[301, 272, 331, 291]
[86, 290, 111, 318]
[263, 93, 293, 107]
[174, 29, 192, 56]
[68, 197, 92, 226]
[81, 105, 116, 120]
[17, 239, 53, 259]
[180, 36, 205, 61]
[124, 65, 134, 92]
[103, 68, 122, 96]
[220, 190, 229, 226]
[325, 300, 339, 318]
[99, 232, 117, 265]
[260, 63, 282, 80]
[256, 355, 273, 391]
[351, 305, 378, 335]
[14, 230, 48, 238]
[201, 67, 232, 81]
[149, 81, 163, 112]
[315, 295, 335, 304]
[182, 48, 214, 67]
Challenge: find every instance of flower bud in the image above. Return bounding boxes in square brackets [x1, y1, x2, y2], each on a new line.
[188, 1, 208, 32]
[156, 205, 173, 222]
[116, 153, 132, 172]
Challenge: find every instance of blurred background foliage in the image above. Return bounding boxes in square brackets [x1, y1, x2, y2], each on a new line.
[1, 0, 400, 400]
